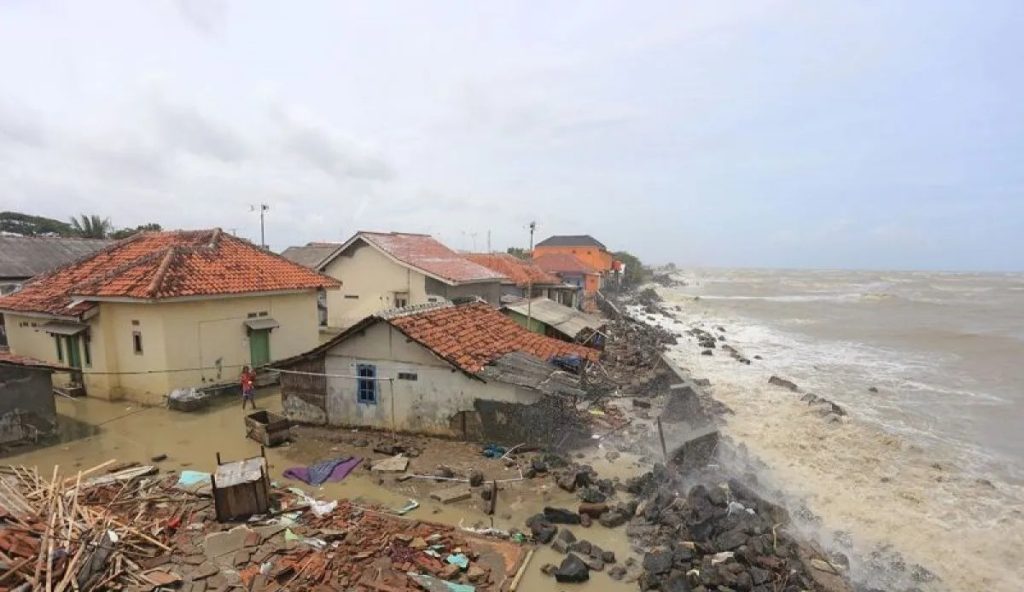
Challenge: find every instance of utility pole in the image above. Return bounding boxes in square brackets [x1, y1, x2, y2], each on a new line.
[251, 204, 269, 248]
[487, 230, 491, 253]
[526, 221, 536, 330]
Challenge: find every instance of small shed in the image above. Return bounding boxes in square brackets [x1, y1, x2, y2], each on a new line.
[0, 352, 62, 445]
[211, 451, 271, 521]
[502, 297, 607, 347]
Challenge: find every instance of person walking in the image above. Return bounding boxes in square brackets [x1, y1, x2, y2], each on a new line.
[240, 365, 256, 410]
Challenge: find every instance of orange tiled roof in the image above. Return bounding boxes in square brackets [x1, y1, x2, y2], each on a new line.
[357, 232, 507, 284]
[388, 302, 598, 374]
[0, 229, 340, 318]
[463, 253, 563, 288]
[533, 253, 599, 275]
[0, 351, 68, 371]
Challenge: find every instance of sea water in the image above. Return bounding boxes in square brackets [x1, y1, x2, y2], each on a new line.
[649, 268, 1024, 592]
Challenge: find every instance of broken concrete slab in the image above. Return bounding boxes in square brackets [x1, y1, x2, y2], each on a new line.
[204, 526, 254, 563]
[371, 455, 409, 472]
[429, 485, 473, 504]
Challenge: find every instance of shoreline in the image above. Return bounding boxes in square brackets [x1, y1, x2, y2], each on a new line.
[624, 280, 1024, 592]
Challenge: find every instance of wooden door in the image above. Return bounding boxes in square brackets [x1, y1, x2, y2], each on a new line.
[249, 329, 270, 367]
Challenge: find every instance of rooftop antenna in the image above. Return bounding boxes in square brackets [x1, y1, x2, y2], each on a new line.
[250, 204, 269, 248]
[527, 221, 536, 329]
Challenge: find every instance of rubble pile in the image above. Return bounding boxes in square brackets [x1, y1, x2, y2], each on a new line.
[0, 462, 526, 591]
[590, 316, 677, 398]
[235, 501, 521, 591]
[624, 469, 853, 592]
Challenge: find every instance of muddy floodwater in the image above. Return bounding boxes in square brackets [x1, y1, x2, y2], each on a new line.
[4, 388, 647, 591]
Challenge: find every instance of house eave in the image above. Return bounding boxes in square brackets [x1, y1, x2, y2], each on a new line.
[0, 308, 84, 322]
[70, 287, 326, 304]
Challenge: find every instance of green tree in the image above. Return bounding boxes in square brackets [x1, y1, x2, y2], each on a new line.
[69, 214, 112, 239]
[506, 247, 530, 260]
[612, 250, 651, 287]
[110, 223, 162, 240]
[0, 211, 74, 236]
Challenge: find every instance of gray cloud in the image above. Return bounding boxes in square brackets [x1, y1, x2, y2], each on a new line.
[151, 99, 248, 163]
[174, 0, 228, 35]
[274, 111, 395, 182]
[0, 103, 46, 148]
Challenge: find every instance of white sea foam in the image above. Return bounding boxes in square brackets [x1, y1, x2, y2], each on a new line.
[631, 276, 1024, 591]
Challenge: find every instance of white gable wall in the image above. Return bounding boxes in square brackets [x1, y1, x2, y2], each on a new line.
[321, 241, 432, 329]
[321, 322, 540, 436]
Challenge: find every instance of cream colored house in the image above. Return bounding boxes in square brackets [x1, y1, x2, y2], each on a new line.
[276, 301, 599, 442]
[0, 229, 339, 405]
[281, 232, 506, 330]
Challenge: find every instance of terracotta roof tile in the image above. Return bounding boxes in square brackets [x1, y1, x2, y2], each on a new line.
[388, 302, 598, 374]
[463, 253, 563, 288]
[357, 232, 506, 284]
[0, 351, 68, 371]
[0, 229, 339, 318]
[532, 253, 599, 274]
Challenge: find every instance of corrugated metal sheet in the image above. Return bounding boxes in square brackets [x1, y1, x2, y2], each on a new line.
[503, 297, 605, 339]
[0, 236, 112, 279]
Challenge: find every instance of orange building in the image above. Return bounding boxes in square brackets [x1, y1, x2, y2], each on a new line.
[533, 253, 602, 312]
[532, 235, 614, 272]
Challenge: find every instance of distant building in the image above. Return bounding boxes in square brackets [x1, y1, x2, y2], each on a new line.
[281, 232, 506, 330]
[0, 352, 61, 445]
[533, 235, 615, 273]
[0, 229, 338, 404]
[533, 253, 602, 312]
[463, 253, 577, 307]
[0, 235, 113, 295]
[0, 236, 112, 347]
[275, 301, 598, 443]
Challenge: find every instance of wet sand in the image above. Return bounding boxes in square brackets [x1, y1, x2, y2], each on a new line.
[3, 389, 644, 591]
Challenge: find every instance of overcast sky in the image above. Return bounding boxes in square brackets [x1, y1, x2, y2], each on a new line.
[1, 1, 1021, 271]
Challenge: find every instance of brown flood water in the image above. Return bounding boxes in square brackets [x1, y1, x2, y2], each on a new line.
[3, 388, 644, 591]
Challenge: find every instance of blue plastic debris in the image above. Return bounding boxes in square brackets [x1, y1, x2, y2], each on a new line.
[550, 354, 583, 372]
[481, 444, 506, 458]
[445, 553, 469, 569]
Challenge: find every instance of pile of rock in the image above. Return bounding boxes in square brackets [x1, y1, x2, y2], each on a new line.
[624, 473, 853, 592]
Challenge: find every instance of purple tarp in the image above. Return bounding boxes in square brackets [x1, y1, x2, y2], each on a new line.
[283, 457, 362, 486]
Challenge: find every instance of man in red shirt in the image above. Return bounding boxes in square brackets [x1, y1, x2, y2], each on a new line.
[240, 365, 256, 410]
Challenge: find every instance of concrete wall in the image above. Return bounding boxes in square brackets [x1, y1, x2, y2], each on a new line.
[2, 291, 320, 405]
[0, 364, 57, 444]
[423, 277, 502, 306]
[158, 292, 320, 399]
[321, 242, 429, 328]
[282, 322, 541, 437]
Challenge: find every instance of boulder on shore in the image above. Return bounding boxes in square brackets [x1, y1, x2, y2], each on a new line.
[543, 507, 582, 525]
[554, 554, 590, 583]
[768, 375, 799, 391]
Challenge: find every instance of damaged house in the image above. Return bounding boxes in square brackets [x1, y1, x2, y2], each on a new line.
[0, 352, 61, 445]
[275, 301, 600, 444]
[0, 229, 339, 404]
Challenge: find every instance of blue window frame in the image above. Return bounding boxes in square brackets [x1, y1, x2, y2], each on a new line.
[357, 364, 377, 404]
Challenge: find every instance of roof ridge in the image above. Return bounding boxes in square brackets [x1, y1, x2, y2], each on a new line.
[145, 247, 179, 297]
[376, 301, 454, 320]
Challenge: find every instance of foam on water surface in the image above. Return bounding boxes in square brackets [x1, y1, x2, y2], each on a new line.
[633, 270, 1024, 591]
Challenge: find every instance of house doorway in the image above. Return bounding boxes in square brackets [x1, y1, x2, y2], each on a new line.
[249, 329, 271, 368]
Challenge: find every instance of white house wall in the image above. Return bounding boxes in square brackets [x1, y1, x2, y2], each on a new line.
[320, 322, 540, 436]
[321, 242, 430, 329]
